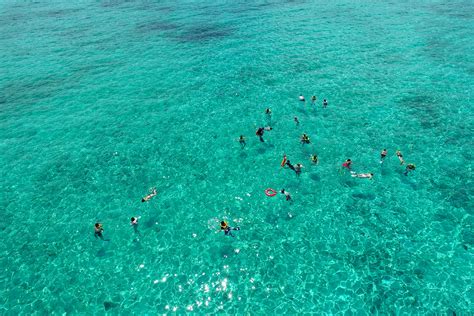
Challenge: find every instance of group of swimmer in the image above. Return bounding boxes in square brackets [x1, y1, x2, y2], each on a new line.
[239, 95, 417, 204]
[94, 186, 243, 239]
[94, 95, 416, 240]
[94, 188, 157, 240]
[299, 94, 328, 108]
[342, 149, 416, 178]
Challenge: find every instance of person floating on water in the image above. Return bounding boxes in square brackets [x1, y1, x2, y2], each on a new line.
[300, 133, 311, 144]
[265, 108, 272, 115]
[404, 163, 416, 176]
[323, 99, 328, 108]
[294, 117, 300, 125]
[220, 221, 240, 237]
[130, 217, 140, 233]
[281, 189, 292, 201]
[142, 188, 157, 202]
[396, 150, 405, 165]
[380, 149, 388, 164]
[285, 159, 296, 172]
[310, 154, 319, 164]
[239, 135, 246, 148]
[94, 223, 104, 239]
[299, 95, 305, 102]
[295, 163, 304, 176]
[342, 159, 352, 170]
[256, 127, 265, 142]
[351, 172, 374, 180]
[311, 95, 317, 104]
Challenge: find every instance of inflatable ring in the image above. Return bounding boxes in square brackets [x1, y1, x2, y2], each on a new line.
[265, 188, 277, 197]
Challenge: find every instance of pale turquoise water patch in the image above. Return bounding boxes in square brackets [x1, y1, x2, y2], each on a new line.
[0, 0, 473, 314]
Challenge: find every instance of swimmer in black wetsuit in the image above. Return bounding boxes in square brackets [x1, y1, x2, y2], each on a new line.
[285, 159, 296, 171]
[256, 127, 265, 142]
[239, 135, 246, 148]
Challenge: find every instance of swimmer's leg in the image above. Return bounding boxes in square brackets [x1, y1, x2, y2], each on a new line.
[133, 225, 140, 235]
[259, 136, 264, 142]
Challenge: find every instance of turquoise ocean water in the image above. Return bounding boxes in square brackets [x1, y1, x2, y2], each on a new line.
[1, 0, 473, 313]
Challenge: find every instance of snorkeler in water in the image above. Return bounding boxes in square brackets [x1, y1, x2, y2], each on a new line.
[342, 159, 352, 170]
[239, 135, 246, 148]
[299, 95, 305, 102]
[130, 217, 140, 233]
[323, 99, 328, 108]
[380, 149, 388, 164]
[220, 221, 240, 237]
[351, 172, 374, 180]
[396, 150, 405, 165]
[265, 108, 272, 115]
[404, 163, 416, 176]
[300, 133, 310, 144]
[281, 189, 292, 201]
[285, 159, 296, 171]
[310, 154, 319, 164]
[295, 163, 304, 176]
[94, 223, 104, 239]
[142, 188, 157, 202]
[311, 95, 317, 104]
[294, 117, 300, 125]
[256, 127, 265, 142]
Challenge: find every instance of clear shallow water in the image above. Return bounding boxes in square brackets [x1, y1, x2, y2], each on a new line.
[0, 0, 473, 313]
